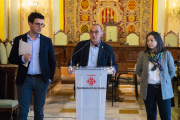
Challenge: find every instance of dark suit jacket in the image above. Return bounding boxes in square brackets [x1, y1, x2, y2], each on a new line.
[8, 33, 56, 85]
[70, 40, 118, 72]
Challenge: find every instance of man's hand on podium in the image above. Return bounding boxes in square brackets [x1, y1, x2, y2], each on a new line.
[68, 66, 73, 75]
[68, 66, 116, 76]
[112, 68, 116, 77]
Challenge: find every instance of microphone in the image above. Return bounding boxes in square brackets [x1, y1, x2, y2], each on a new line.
[95, 44, 112, 68]
[70, 41, 90, 68]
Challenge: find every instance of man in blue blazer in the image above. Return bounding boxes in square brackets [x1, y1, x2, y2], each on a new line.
[8, 12, 56, 120]
[68, 24, 118, 74]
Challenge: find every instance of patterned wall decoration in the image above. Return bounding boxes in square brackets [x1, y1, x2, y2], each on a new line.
[140, 0, 153, 45]
[92, 0, 123, 28]
[81, 14, 89, 21]
[81, 24, 89, 33]
[81, 0, 90, 10]
[128, 0, 137, 11]
[74, 0, 93, 41]
[65, 0, 153, 45]
[101, 8, 115, 24]
[65, 0, 77, 43]
[123, 0, 140, 35]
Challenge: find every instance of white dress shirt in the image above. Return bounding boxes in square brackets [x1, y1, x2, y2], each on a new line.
[148, 61, 161, 84]
[21, 33, 52, 82]
[22, 33, 42, 74]
[87, 42, 100, 67]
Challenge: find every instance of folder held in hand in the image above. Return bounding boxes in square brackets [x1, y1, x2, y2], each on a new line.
[19, 39, 32, 67]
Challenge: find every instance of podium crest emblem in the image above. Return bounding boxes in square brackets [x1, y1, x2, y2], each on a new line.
[86, 76, 96, 86]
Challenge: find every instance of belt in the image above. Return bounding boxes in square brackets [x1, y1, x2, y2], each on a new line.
[149, 83, 161, 88]
[27, 74, 42, 78]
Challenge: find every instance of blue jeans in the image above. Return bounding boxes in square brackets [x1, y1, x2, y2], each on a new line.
[16, 75, 49, 120]
[144, 84, 171, 120]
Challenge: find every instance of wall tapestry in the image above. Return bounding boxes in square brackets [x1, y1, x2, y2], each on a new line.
[65, 0, 152, 45]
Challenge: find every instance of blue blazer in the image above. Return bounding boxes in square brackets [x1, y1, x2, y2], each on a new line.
[135, 51, 175, 100]
[70, 40, 118, 72]
[8, 33, 56, 85]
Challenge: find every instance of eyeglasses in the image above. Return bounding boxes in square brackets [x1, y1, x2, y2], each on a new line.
[89, 30, 101, 35]
[33, 23, 45, 28]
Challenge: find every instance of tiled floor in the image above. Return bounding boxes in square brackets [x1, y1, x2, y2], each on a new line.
[27, 84, 175, 120]
[27, 68, 174, 120]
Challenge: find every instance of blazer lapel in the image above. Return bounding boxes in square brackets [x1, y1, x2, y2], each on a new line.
[22, 33, 28, 42]
[161, 51, 166, 70]
[83, 41, 90, 66]
[97, 41, 104, 66]
[144, 52, 149, 74]
[22, 33, 29, 67]
[39, 34, 45, 57]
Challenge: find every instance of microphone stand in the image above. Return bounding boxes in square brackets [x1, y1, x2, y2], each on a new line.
[69, 41, 90, 70]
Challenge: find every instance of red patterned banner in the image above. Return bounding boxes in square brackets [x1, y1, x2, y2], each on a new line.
[101, 8, 115, 24]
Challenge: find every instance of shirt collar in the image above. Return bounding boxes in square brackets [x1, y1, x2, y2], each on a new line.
[27, 31, 40, 39]
[90, 41, 101, 48]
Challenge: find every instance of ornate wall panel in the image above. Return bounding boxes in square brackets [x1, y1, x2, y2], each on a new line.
[65, 0, 153, 45]
[101, 8, 115, 24]
[65, 0, 77, 43]
[140, 0, 153, 45]
[75, 0, 92, 42]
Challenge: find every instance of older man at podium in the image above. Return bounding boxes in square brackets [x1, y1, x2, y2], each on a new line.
[68, 24, 118, 74]
[68, 24, 120, 102]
